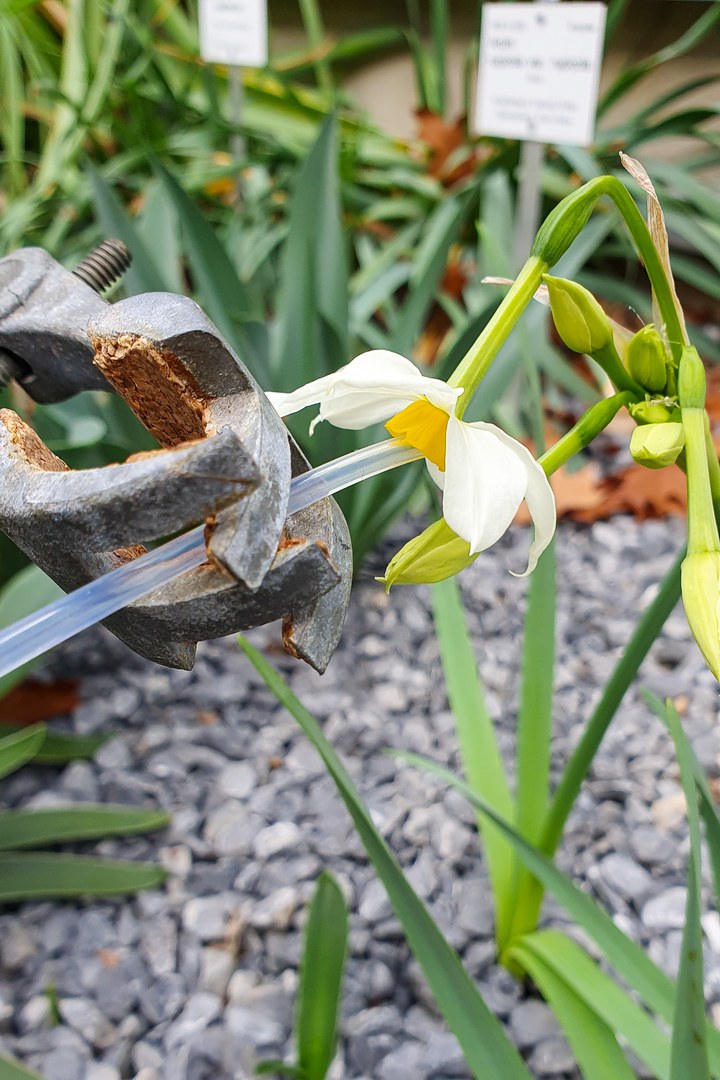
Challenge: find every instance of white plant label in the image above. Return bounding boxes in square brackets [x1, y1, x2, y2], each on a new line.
[199, 0, 268, 67]
[475, 2, 606, 146]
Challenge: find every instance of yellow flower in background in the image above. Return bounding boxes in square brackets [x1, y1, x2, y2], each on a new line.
[268, 350, 556, 576]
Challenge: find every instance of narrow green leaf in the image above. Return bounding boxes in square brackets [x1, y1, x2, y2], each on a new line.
[644, 696, 710, 1080]
[516, 540, 556, 839]
[0, 1054, 44, 1080]
[509, 936, 639, 1080]
[87, 164, 169, 294]
[542, 549, 683, 856]
[512, 930, 668, 1079]
[390, 194, 471, 355]
[0, 726, 46, 781]
[0, 806, 169, 851]
[154, 162, 257, 328]
[275, 114, 348, 387]
[398, 751, 720, 1072]
[297, 873, 348, 1080]
[239, 637, 533, 1080]
[255, 1062, 305, 1079]
[431, 577, 514, 944]
[0, 853, 166, 901]
[0, 566, 64, 696]
[507, 540, 557, 943]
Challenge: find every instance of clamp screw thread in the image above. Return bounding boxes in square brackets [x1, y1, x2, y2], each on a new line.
[74, 238, 132, 294]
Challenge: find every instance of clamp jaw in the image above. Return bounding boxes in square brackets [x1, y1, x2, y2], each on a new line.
[0, 245, 352, 673]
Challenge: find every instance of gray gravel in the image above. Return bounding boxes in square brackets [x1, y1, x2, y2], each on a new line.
[1, 515, 719, 1080]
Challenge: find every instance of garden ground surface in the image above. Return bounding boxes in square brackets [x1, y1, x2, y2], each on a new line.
[0, 516, 717, 1080]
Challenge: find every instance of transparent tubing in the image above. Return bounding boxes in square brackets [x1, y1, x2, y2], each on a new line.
[0, 439, 421, 678]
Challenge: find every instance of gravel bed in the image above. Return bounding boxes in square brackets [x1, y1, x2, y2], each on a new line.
[0, 515, 718, 1080]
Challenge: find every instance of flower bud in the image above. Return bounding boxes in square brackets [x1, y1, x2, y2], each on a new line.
[542, 275, 613, 356]
[379, 519, 477, 589]
[629, 401, 677, 425]
[678, 346, 706, 410]
[626, 326, 668, 392]
[681, 551, 720, 682]
[629, 422, 685, 469]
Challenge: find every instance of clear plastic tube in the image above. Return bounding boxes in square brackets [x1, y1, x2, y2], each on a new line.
[0, 438, 421, 677]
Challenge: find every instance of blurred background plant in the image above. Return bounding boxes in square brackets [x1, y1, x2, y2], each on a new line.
[0, 0, 717, 594]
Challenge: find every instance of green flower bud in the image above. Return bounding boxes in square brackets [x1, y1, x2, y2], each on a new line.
[626, 325, 668, 392]
[678, 345, 706, 410]
[629, 401, 679, 425]
[629, 422, 685, 469]
[379, 519, 477, 589]
[531, 181, 602, 266]
[543, 275, 613, 356]
[681, 551, 720, 682]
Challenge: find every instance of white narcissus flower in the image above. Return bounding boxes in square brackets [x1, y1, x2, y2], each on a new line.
[267, 350, 556, 575]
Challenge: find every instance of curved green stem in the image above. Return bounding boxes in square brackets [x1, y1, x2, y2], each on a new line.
[532, 176, 684, 361]
[539, 392, 634, 476]
[449, 257, 547, 417]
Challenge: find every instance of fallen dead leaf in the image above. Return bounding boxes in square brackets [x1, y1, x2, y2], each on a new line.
[0, 679, 79, 725]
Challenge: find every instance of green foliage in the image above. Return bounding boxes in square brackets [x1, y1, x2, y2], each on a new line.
[0, 725, 168, 902]
[257, 872, 349, 1079]
[0, 1054, 44, 1080]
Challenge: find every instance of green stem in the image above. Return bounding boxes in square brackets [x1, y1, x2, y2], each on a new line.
[297, 0, 333, 95]
[593, 341, 644, 397]
[531, 177, 685, 362]
[539, 393, 634, 476]
[449, 257, 546, 416]
[539, 549, 684, 860]
[704, 414, 720, 523]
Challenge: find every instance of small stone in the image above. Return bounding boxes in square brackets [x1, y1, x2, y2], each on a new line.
[131, 1041, 163, 1072]
[359, 880, 392, 924]
[159, 844, 192, 879]
[140, 973, 187, 1024]
[164, 991, 222, 1050]
[651, 791, 686, 830]
[218, 762, 257, 799]
[18, 995, 52, 1033]
[374, 683, 408, 713]
[630, 825, 676, 866]
[40, 1047, 89, 1080]
[425, 1031, 467, 1075]
[199, 946, 236, 997]
[1, 921, 36, 969]
[529, 1034, 576, 1075]
[183, 894, 243, 942]
[94, 737, 132, 770]
[60, 761, 99, 801]
[453, 878, 495, 936]
[377, 1041, 427, 1079]
[204, 804, 253, 856]
[253, 821, 303, 859]
[58, 998, 117, 1050]
[510, 999, 558, 1049]
[595, 853, 655, 905]
[85, 1065, 121, 1080]
[225, 1003, 284, 1047]
[140, 914, 178, 977]
[249, 886, 299, 931]
[642, 887, 688, 931]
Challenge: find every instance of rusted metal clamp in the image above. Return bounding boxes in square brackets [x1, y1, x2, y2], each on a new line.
[0, 247, 351, 672]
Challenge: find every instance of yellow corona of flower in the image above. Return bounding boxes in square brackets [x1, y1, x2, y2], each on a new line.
[268, 350, 556, 575]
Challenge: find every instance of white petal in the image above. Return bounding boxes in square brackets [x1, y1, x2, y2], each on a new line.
[473, 422, 556, 575]
[441, 415, 528, 556]
[267, 350, 459, 432]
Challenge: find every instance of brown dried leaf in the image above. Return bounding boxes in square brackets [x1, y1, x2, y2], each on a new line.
[0, 679, 80, 725]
